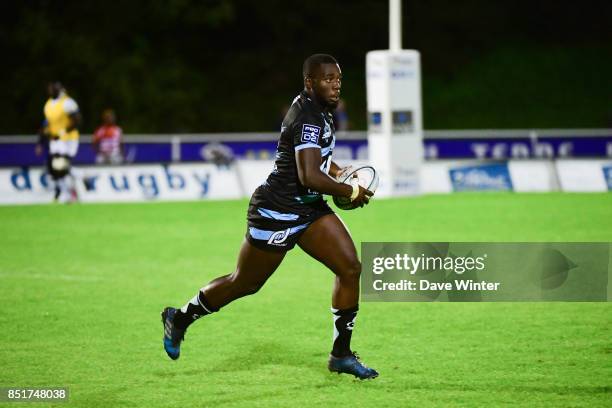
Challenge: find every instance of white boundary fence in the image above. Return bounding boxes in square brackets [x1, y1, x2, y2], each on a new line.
[1, 129, 611, 204]
[0, 158, 610, 205]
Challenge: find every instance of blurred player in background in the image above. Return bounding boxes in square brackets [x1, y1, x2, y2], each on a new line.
[37, 81, 81, 203]
[93, 109, 123, 164]
[162, 54, 378, 379]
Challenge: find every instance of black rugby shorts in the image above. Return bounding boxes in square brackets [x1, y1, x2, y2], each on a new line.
[245, 186, 334, 252]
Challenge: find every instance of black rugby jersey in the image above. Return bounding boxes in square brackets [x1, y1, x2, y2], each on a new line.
[262, 91, 336, 215]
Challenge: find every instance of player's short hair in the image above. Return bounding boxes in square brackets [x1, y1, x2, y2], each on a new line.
[303, 54, 338, 79]
[49, 80, 63, 89]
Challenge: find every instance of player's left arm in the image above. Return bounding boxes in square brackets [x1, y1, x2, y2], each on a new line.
[329, 161, 341, 178]
[66, 111, 82, 132]
[329, 160, 355, 182]
[63, 97, 81, 132]
[118, 127, 125, 154]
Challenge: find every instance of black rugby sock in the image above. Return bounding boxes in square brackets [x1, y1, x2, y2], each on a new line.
[331, 306, 359, 358]
[173, 291, 218, 330]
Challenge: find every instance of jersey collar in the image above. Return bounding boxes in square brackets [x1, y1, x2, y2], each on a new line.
[50, 91, 67, 102]
[301, 90, 329, 115]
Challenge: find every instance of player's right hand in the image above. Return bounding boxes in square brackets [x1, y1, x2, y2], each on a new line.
[354, 186, 374, 208]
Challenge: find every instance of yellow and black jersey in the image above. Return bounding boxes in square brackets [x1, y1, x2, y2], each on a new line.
[43, 92, 79, 141]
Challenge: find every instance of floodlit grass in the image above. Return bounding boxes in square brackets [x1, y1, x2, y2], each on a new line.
[1, 193, 610, 407]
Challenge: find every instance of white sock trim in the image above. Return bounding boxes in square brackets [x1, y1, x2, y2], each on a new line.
[197, 293, 213, 314]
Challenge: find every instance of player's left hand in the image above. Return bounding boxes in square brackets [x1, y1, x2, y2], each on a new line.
[335, 165, 355, 182]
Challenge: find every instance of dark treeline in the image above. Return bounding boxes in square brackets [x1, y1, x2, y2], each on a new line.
[1, 0, 611, 134]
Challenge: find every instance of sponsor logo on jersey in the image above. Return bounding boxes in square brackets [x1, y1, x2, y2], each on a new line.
[301, 124, 321, 144]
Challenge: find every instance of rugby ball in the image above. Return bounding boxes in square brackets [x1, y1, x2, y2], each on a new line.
[333, 165, 379, 210]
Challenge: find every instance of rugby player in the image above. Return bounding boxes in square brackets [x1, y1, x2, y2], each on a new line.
[162, 54, 378, 379]
[38, 81, 81, 202]
[93, 109, 123, 164]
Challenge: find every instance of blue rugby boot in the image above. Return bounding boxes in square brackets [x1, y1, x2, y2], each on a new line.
[328, 352, 379, 380]
[161, 307, 185, 360]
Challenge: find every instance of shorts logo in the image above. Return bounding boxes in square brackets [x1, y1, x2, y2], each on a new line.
[268, 228, 291, 246]
[301, 124, 321, 144]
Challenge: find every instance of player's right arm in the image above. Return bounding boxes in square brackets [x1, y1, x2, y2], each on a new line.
[35, 119, 49, 156]
[92, 127, 102, 153]
[296, 148, 372, 207]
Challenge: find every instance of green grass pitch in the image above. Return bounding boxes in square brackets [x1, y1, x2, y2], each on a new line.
[0, 193, 611, 407]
